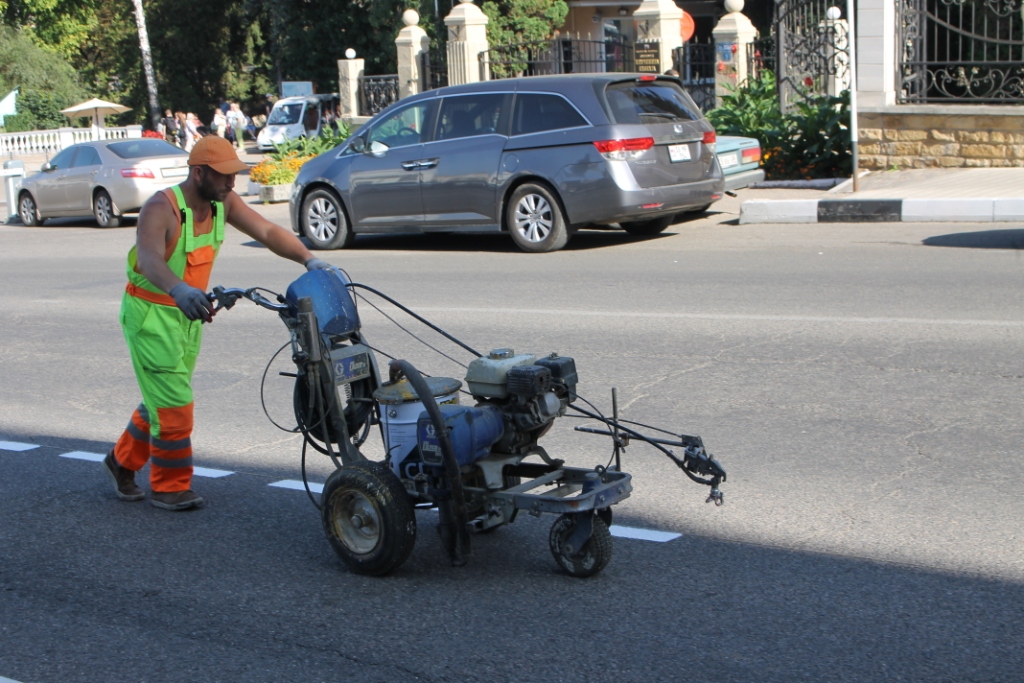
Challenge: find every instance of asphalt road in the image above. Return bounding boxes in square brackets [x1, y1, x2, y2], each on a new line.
[1, 194, 1022, 683]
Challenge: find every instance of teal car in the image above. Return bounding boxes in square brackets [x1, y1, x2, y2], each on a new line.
[716, 136, 764, 191]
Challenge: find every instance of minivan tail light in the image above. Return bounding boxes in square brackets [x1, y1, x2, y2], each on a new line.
[121, 167, 154, 178]
[594, 137, 655, 160]
[703, 130, 717, 154]
[742, 145, 761, 164]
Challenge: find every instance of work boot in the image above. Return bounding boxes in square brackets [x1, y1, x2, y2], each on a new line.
[150, 490, 204, 511]
[102, 450, 144, 502]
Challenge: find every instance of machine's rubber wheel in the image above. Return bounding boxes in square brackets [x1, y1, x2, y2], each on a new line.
[93, 189, 121, 228]
[19, 192, 40, 226]
[620, 215, 674, 236]
[549, 513, 612, 578]
[506, 183, 569, 253]
[301, 188, 354, 250]
[321, 461, 416, 576]
[597, 507, 613, 528]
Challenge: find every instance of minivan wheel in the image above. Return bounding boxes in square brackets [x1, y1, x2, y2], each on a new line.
[301, 188, 354, 250]
[620, 215, 674, 236]
[507, 183, 569, 253]
[93, 189, 121, 228]
[18, 192, 40, 226]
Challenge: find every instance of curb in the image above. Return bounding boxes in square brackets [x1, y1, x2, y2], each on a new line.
[740, 198, 1024, 224]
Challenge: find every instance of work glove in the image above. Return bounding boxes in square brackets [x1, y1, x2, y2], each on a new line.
[168, 282, 214, 322]
[305, 257, 333, 271]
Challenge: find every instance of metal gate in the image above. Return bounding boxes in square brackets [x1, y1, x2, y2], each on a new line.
[673, 39, 716, 113]
[420, 47, 449, 91]
[774, 0, 851, 110]
[898, 0, 1024, 103]
[480, 37, 635, 80]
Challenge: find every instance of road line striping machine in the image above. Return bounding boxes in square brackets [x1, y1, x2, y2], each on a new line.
[212, 268, 726, 577]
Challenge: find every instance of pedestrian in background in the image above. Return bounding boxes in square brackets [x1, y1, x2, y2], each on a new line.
[211, 109, 227, 138]
[175, 111, 188, 149]
[227, 103, 246, 151]
[184, 113, 200, 152]
[161, 109, 179, 146]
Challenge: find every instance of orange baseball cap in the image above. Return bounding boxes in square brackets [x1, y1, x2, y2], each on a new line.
[188, 135, 249, 174]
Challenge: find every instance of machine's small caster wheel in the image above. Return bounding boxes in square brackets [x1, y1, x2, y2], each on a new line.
[549, 513, 612, 578]
[321, 461, 416, 576]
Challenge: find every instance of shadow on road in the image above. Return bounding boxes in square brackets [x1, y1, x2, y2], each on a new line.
[1, 429, 1021, 681]
[923, 229, 1024, 249]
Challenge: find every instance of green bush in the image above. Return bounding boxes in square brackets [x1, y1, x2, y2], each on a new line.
[708, 72, 851, 180]
[3, 89, 74, 131]
[268, 122, 351, 161]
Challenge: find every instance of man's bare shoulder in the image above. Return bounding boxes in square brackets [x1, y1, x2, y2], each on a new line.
[137, 189, 178, 236]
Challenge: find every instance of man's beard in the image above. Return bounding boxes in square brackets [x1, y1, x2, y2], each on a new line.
[197, 171, 225, 202]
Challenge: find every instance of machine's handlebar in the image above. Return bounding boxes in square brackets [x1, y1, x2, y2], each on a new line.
[210, 286, 288, 313]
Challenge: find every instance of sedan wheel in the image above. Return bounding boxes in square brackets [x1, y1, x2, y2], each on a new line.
[506, 183, 569, 253]
[18, 193, 40, 226]
[93, 189, 121, 228]
[301, 188, 353, 250]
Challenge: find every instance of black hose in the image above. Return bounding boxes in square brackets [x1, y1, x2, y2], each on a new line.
[392, 359, 471, 566]
[346, 283, 482, 358]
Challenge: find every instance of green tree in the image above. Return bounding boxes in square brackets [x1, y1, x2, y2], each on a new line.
[480, 0, 568, 46]
[0, 25, 86, 130]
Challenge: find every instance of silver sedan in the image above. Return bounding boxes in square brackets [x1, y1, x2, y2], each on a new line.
[17, 138, 190, 227]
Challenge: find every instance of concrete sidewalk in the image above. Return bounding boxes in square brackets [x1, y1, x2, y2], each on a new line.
[740, 168, 1024, 224]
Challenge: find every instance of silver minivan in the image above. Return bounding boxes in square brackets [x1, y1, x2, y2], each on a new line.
[290, 74, 724, 253]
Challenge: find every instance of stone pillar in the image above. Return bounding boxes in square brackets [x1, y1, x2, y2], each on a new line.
[395, 9, 430, 100]
[57, 127, 75, 151]
[632, 0, 683, 75]
[445, 0, 489, 85]
[337, 54, 365, 118]
[126, 124, 143, 139]
[711, 0, 758, 106]
[857, 0, 896, 106]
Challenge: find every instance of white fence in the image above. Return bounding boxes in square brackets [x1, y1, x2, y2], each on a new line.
[0, 125, 143, 156]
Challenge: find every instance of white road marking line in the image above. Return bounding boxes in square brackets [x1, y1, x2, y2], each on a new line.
[57, 452, 233, 478]
[269, 479, 324, 494]
[0, 441, 39, 451]
[415, 306, 1024, 328]
[413, 506, 683, 544]
[1, 676, 26, 683]
[44, 446, 683, 544]
[193, 467, 234, 478]
[59, 450, 106, 462]
[609, 526, 681, 543]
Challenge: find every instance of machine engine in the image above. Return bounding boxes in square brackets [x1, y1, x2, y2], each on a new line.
[411, 349, 578, 472]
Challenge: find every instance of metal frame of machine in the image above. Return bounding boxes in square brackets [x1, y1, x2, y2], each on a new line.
[211, 268, 726, 578]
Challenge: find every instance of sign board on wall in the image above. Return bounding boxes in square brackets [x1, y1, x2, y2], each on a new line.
[281, 81, 314, 97]
[635, 42, 661, 73]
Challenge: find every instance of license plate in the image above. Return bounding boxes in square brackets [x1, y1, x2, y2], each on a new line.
[162, 167, 189, 178]
[718, 152, 739, 169]
[668, 144, 692, 163]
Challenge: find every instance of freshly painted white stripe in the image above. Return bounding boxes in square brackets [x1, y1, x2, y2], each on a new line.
[269, 479, 324, 494]
[416, 306, 1024, 328]
[192, 466, 234, 478]
[0, 441, 39, 452]
[1, 676, 26, 683]
[59, 450, 106, 462]
[610, 525, 682, 543]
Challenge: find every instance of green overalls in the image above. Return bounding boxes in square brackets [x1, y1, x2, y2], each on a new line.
[112, 185, 225, 492]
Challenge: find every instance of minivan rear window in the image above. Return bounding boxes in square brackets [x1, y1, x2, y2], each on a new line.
[512, 94, 587, 136]
[604, 82, 701, 124]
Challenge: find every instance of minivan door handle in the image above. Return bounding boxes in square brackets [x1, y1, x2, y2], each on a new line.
[400, 161, 420, 171]
[418, 158, 439, 169]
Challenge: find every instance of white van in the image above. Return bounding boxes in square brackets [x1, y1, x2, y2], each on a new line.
[257, 94, 339, 151]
